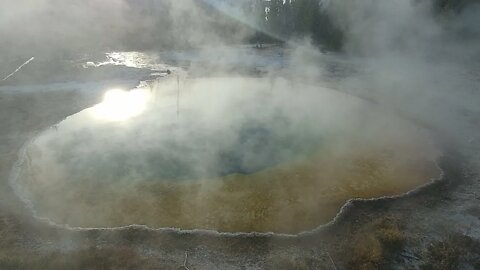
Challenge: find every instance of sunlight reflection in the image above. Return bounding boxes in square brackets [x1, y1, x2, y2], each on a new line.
[91, 88, 150, 121]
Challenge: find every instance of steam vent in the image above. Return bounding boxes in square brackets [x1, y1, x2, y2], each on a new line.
[15, 77, 440, 234]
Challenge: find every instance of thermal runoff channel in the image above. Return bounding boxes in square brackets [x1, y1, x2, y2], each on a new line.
[15, 76, 440, 234]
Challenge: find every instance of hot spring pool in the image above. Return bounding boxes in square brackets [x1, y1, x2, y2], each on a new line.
[13, 77, 441, 234]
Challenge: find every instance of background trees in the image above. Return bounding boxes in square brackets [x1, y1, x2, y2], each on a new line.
[250, 0, 343, 50]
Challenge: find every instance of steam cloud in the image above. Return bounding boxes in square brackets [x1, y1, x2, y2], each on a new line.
[3, 0, 480, 234]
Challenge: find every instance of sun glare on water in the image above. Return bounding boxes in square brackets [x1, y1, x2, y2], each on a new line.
[91, 89, 150, 121]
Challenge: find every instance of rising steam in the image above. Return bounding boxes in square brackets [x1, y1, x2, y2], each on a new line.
[3, 0, 480, 236]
